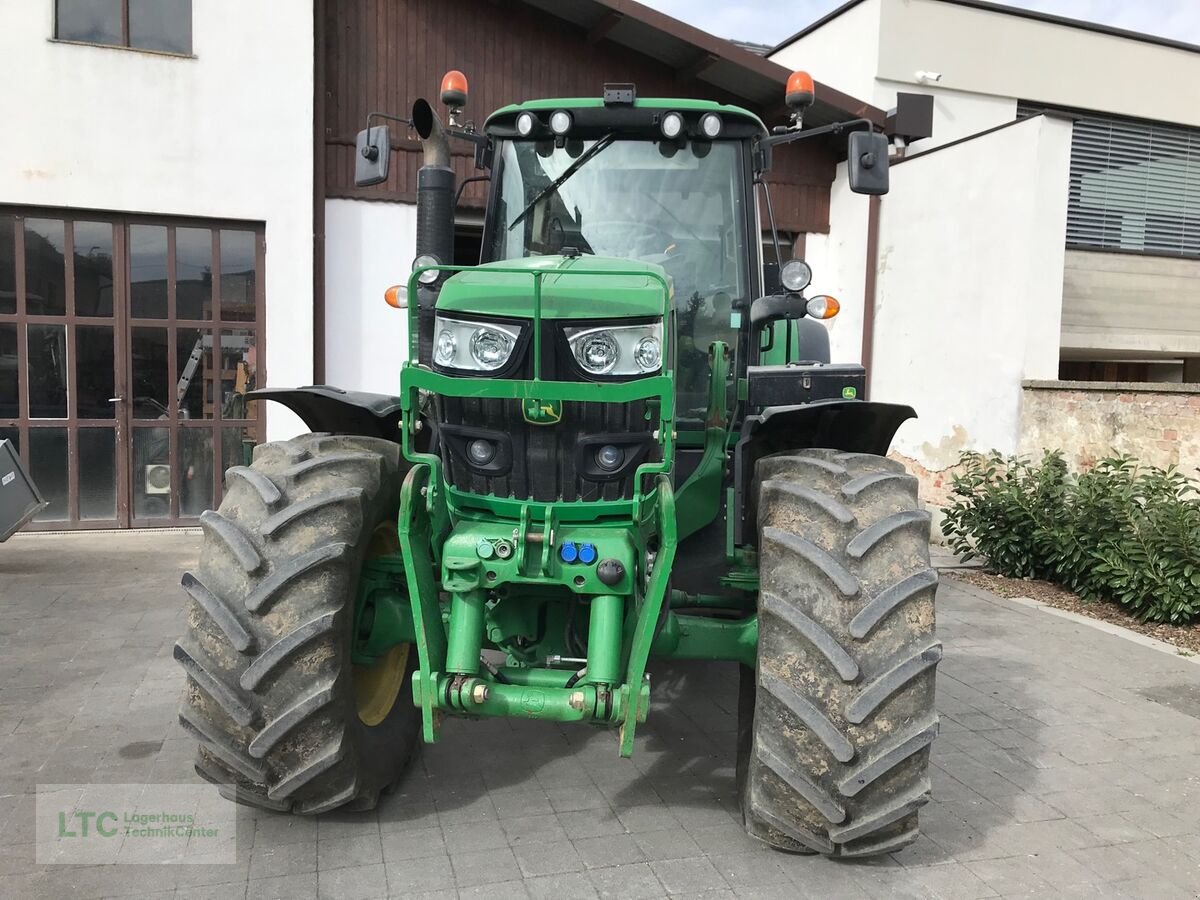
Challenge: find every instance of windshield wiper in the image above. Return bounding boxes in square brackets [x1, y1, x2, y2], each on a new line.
[508, 133, 616, 232]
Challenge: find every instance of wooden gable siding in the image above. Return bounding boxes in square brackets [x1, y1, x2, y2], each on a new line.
[322, 0, 833, 233]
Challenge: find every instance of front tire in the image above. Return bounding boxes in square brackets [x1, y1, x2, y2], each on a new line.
[175, 434, 420, 814]
[740, 449, 940, 858]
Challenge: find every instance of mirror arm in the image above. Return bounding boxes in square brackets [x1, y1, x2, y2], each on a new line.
[364, 111, 491, 168]
[454, 174, 491, 209]
[750, 294, 807, 328]
[759, 117, 875, 150]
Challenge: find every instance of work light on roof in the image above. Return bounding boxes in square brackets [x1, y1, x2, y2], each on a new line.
[516, 111, 536, 136]
[660, 111, 684, 140]
[700, 113, 722, 138]
[550, 110, 573, 135]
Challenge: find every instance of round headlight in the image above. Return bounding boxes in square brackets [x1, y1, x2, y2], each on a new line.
[470, 327, 514, 369]
[414, 254, 440, 285]
[550, 110, 573, 135]
[633, 336, 661, 372]
[700, 113, 722, 138]
[516, 111, 536, 136]
[574, 330, 619, 375]
[660, 112, 684, 140]
[434, 329, 457, 364]
[780, 258, 813, 293]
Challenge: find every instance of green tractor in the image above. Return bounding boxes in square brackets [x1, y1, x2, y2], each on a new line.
[176, 71, 940, 858]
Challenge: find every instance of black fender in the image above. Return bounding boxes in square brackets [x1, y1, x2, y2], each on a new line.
[732, 399, 916, 545]
[249, 386, 404, 442]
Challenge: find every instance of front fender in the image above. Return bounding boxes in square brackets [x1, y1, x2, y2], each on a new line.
[732, 400, 916, 544]
[249, 386, 403, 442]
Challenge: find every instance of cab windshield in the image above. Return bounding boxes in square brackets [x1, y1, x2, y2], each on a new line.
[486, 137, 750, 420]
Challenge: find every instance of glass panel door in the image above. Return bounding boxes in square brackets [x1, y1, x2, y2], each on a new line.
[0, 207, 263, 530]
[126, 221, 263, 526]
[1, 213, 124, 528]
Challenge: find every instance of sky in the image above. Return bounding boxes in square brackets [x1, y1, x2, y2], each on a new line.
[637, 0, 1200, 49]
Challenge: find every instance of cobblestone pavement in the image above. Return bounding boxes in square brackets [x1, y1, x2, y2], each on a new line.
[2, 532, 1199, 898]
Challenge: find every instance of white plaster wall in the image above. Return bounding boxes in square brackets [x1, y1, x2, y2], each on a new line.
[769, 0, 882, 106]
[802, 162, 871, 364]
[323, 200, 417, 395]
[0, 0, 314, 439]
[875, 0, 1200, 128]
[870, 115, 1073, 468]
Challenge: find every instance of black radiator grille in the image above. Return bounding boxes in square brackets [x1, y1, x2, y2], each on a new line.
[436, 396, 655, 502]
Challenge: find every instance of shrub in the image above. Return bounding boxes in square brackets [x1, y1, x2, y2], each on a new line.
[942, 450, 1200, 624]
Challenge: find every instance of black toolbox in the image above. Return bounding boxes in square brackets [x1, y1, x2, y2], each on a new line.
[746, 363, 866, 408]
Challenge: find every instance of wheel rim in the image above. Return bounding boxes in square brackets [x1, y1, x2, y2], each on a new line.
[354, 643, 411, 726]
[353, 522, 411, 727]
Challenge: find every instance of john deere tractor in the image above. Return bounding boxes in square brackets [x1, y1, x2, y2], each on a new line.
[176, 71, 940, 858]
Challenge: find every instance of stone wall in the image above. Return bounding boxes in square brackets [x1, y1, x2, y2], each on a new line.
[1019, 380, 1200, 476]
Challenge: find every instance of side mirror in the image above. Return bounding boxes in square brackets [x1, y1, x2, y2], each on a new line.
[848, 131, 889, 195]
[354, 126, 391, 187]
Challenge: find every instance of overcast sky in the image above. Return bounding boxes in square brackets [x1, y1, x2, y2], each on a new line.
[638, 0, 1200, 48]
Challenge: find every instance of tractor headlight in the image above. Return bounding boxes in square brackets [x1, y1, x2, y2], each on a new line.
[433, 315, 523, 372]
[565, 321, 663, 377]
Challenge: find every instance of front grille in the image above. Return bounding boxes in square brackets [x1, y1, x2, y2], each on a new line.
[436, 396, 655, 502]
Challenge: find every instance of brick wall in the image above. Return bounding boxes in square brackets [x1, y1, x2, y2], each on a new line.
[890, 380, 1200, 543]
[1019, 380, 1200, 475]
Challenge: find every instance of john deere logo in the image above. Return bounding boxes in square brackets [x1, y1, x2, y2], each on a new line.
[522, 398, 562, 425]
[842, 386, 858, 400]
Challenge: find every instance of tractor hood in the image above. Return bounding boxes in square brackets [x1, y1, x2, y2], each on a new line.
[435, 255, 669, 320]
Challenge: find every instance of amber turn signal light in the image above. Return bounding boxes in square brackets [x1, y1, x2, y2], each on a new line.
[806, 295, 839, 319]
[384, 285, 406, 309]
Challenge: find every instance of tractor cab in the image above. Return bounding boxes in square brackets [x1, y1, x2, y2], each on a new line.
[481, 96, 759, 419]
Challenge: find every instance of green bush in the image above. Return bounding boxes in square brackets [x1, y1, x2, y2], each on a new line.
[942, 450, 1200, 624]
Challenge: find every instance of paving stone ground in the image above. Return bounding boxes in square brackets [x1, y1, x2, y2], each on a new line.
[2, 532, 1200, 899]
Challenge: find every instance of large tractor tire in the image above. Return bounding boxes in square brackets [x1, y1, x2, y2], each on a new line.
[175, 434, 420, 814]
[739, 448, 940, 858]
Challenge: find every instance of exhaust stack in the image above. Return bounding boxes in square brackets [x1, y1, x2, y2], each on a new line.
[411, 98, 457, 362]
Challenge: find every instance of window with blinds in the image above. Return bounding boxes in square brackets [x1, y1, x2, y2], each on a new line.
[1019, 103, 1200, 258]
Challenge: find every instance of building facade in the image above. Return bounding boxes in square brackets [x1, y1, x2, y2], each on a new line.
[0, 0, 314, 528]
[771, 0, 1200, 495]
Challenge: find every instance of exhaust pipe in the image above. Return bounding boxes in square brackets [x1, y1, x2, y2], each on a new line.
[411, 98, 456, 363]
[412, 99, 456, 275]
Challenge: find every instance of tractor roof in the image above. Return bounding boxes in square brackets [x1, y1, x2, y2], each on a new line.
[486, 97, 767, 135]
